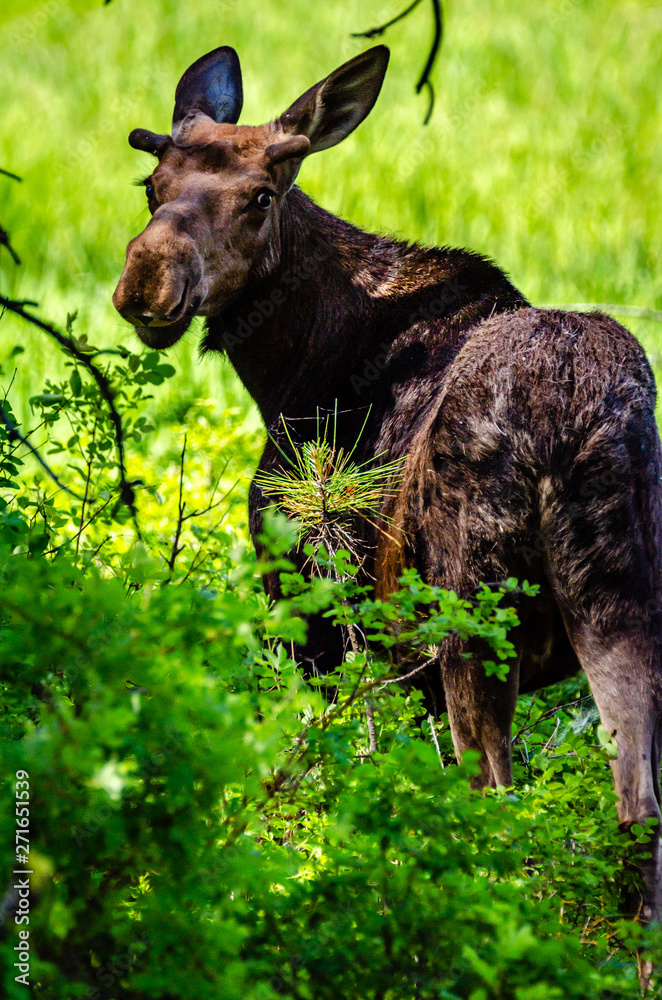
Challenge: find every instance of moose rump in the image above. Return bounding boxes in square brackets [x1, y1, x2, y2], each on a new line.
[378, 305, 662, 916]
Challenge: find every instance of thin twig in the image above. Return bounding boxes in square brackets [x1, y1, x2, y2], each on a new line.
[427, 713, 444, 769]
[81, 535, 111, 573]
[0, 403, 84, 500]
[363, 695, 379, 753]
[511, 695, 593, 743]
[541, 717, 562, 753]
[352, 0, 443, 124]
[77, 419, 97, 556]
[9, 413, 61, 456]
[163, 442, 236, 582]
[45, 496, 113, 556]
[90, 535, 110, 557]
[346, 617, 379, 754]
[181, 473, 235, 520]
[0, 296, 141, 536]
[0, 169, 22, 263]
[0, 227, 20, 265]
[413, 0, 443, 124]
[353, 0, 424, 37]
[177, 511, 228, 586]
[379, 655, 435, 687]
[167, 435, 188, 574]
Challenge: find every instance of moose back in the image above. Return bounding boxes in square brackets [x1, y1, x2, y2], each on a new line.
[113, 44, 662, 926]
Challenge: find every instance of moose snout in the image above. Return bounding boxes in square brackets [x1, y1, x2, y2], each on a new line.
[113, 221, 206, 346]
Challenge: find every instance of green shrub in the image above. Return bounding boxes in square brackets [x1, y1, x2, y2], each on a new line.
[0, 319, 656, 999]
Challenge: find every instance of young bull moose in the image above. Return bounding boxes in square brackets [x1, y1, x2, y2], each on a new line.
[113, 45, 662, 927]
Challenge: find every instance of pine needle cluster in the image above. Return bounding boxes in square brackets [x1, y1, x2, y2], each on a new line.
[254, 421, 403, 564]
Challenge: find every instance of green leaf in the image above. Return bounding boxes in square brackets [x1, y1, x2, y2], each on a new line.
[69, 368, 82, 396]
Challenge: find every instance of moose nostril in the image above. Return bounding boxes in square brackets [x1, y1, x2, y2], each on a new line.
[166, 280, 190, 321]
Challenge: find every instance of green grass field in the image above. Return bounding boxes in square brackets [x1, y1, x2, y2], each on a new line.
[1, 0, 661, 427]
[2, 8, 662, 991]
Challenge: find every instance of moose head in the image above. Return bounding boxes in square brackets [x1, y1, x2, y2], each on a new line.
[112, 44, 389, 348]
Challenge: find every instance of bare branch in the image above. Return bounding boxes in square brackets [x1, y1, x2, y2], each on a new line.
[0, 403, 84, 500]
[0, 168, 22, 264]
[353, 0, 443, 124]
[163, 447, 236, 583]
[166, 435, 188, 574]
[416, 0, 443, 124]
[427, 712, 445, 768]
[511, 695, 594, 744]
[378, 655, 435, 686]
[76, 419, 97, 556]
[45, 496, 113, 557]
[353, 0, 424, 37]
[0, 296, 142, 537]
[177, 511, 227, 586]
[0, 226, 21, 266]
[180, 473, 236, 522]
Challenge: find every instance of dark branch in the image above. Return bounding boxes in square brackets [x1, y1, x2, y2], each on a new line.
[512, 695, 595, 743]
[416, 0, 442, 124]
[352, 0, 424, 37]
[0, 168, 22, 263]
[164, 445, 236, 582]
[0, 296, 142, 536]
[166, 435, 188, 575]
[0, 403, 84, 500]
[353, 0, 443, 124]
[0, 227, 21, 266]
[44, 497, 113, 557]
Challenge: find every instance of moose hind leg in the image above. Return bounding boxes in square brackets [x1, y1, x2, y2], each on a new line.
[440, 633, 521, 790]
[540, 414, 662, 922]
[562, 624, 662, 921]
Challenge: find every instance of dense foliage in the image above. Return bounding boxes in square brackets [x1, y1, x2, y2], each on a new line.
[2, 0, 662, 995]
[2, 0, 661, 425]
[0, 327, 661, 999]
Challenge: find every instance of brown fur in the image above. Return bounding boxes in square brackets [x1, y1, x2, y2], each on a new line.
[113, 46, 662, 930]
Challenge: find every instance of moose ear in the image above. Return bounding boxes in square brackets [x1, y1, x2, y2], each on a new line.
[278, 46, 389, 153]
[172, 46, 243, 131]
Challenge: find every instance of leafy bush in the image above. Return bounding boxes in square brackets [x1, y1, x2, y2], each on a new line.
[0, 315, 658, 998]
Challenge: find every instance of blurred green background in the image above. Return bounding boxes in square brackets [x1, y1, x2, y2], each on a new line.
[1, 0, 661, 430]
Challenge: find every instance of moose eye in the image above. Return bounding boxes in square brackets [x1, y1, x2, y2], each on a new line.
[144, 181, 155, 201]
[255, 190, 273, 211]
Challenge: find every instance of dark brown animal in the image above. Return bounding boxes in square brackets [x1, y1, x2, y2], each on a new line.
[113, 45, 662, 927]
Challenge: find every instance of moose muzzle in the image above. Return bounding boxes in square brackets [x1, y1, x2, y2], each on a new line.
[113, 213, 207, 349]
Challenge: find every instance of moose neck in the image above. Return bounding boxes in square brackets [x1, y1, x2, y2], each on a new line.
[203, 187, 388, 425]
[203, 186, 526, 440]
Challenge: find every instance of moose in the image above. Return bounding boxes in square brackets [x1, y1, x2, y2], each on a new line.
[113, 45, 662, 932]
